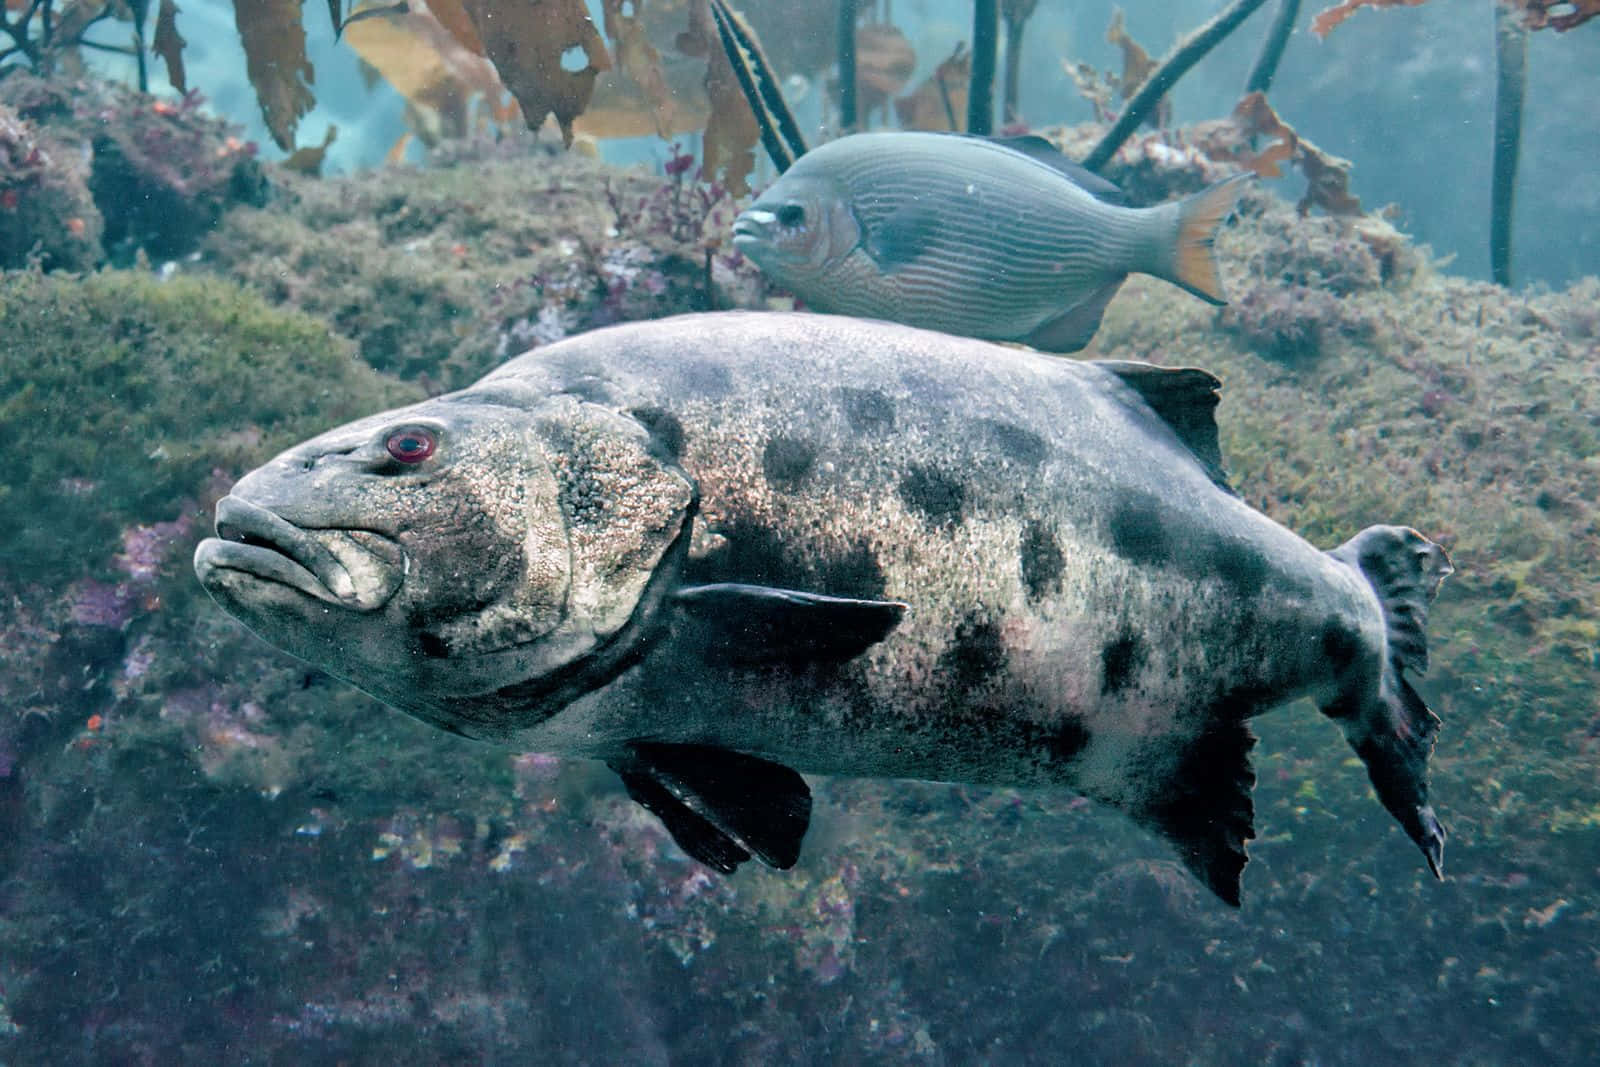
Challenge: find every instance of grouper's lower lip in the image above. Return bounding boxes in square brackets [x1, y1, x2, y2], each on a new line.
[193, 496, 402, 611]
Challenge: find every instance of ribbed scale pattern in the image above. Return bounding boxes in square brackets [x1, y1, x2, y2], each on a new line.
[793, 134, 1175, 340]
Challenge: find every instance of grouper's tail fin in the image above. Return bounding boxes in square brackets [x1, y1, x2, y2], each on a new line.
[1326, 525, 1454, 878]
[1165, 173, 1251, 306]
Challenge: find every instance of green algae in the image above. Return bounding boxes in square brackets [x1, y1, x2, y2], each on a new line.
[0, 269, 420, 586]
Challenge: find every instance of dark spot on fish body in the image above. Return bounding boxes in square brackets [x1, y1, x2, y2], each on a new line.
[939, 614, 1007, 692]
[682, 518, 887, 600]
[841, 388, 895, 433]
[1100, 633, 1146, 695]
[1208, 535, 1269, 599]
[899, 465, 966, 525]
[1048, 717, 1091, 762]
[684, 520, 792, 586]
[1019, 520, 1065, 601]
[561, 376, 615, 405]
[820, 540, 888, 600]
[982, 420, 1048, 468]
[629, 406, 685, 460]
[1319, 615, 1362, 674]
[762, 435, 817, 490]
[417, 632, 449, 659]
[1108, 489, 1170, 566]
[678, 359, 733, 400]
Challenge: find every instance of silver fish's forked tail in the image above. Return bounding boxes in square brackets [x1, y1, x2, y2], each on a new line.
[1325, 525, 1455, 877]
[1167, 173, 1253, 306]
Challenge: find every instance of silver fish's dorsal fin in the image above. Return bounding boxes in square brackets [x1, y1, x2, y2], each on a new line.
[1096, 361, 1231, 492]
[980, 134, 1129, 205]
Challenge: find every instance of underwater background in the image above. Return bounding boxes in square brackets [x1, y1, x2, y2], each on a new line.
[2, 0, 1599, 1062]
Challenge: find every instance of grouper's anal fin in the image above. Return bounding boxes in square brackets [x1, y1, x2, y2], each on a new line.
[1133, 719, 1257, 907]
[672, 582, 907, 667]
[1095, 361, 1231, 492]
[610, 742, 812, 872]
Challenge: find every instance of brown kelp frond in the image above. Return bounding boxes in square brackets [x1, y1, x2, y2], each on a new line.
[687, 0, 761, 196]
[1199, 92, 1361, 216]
[1515, 0, 1600, 31]
[703, 0, 808, 185]
[1106, 8, 1169, 128]
[1309, 0, 1426, 38]
[854, 22, 916, 115]
[344, 5, 509, 147]
[1314, 0, 1598, 36]
[601, 0, 676, 139]
[1083, 0, 1270, 174]
[234, 0, 315, 151]
[460, 0, 611, 148]
[152, 0, 184, 93]
[282, 124, 337, 176]
[897, 43, 970, 132]
[1001, 0, 1039, 125]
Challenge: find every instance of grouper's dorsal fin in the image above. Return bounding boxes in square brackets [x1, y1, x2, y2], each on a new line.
[610, 742, 812, 871]
[673, 582, 907, 667]
[979, 134, 1129, 205]
[1135, 719, 1257, 907]
[1097, 361, 1232, 493]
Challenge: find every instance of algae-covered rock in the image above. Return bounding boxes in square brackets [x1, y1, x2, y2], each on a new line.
[0, 73, 268, 268]
[202, 143, 760, 389]
[0, 269, 420, 587]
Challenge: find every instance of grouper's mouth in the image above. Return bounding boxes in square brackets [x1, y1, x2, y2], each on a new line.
[193, 495, 404, 611]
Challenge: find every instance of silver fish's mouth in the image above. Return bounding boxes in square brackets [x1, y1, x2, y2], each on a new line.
[731, 209, 776, 249]
[194, 495, 404, 611]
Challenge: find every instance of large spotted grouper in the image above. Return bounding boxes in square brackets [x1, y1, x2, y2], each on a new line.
[193, 312, 1451, 905]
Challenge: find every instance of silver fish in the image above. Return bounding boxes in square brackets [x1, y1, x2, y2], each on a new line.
[732, 132, 1248, 352]
[194, 312, 1450, 905]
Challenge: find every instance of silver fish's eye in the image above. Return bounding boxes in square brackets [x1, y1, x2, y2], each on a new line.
[776, 203, 805, 228]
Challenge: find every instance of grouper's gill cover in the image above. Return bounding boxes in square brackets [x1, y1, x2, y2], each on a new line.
[732, 132, 1249, 353]
[194, 311, 1452, 906]
[193, 385, 695, 739]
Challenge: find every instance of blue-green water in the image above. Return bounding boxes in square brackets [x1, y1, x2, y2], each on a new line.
[2, 2, 1598, 1062]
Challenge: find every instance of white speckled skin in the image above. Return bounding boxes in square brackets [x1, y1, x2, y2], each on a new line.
[196, 312, 1392, 823]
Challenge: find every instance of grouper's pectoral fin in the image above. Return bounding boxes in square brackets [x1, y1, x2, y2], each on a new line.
[672, 582, 907, 667]
[610, 742, 812, 872]
[1133, 719, 1258, 907]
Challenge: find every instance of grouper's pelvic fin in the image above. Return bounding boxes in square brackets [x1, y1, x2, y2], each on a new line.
[611, 742, 812, 872]
[1325, 525, 1455, 878]
[1165, 173, 1251, 306]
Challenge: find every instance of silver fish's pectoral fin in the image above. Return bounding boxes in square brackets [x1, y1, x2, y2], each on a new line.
[864, 202, 943, 272]
[1023, 277, 1124, 353]
[610, 743, 812, 872]
[1324, 525, 1454, 880]
[672, 583, 907, 667]
[1130, 718, 1258, 908]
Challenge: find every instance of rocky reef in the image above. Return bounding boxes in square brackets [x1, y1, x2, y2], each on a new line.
[2, 105, 1599, 1064]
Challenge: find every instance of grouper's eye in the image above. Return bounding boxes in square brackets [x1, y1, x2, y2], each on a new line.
[385, 426, 437, 464]
[776, 203, 806, 228]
